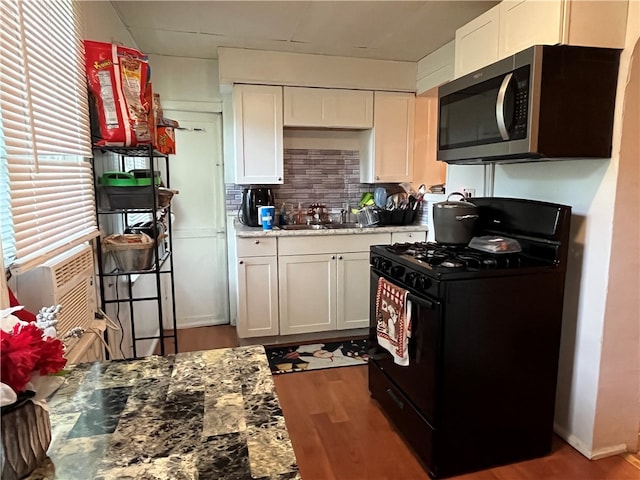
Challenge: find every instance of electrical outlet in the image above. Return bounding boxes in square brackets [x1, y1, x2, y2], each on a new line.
[463, 188, 476, 198]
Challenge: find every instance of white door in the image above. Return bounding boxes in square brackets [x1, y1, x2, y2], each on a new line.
[163, 110, 229, 328]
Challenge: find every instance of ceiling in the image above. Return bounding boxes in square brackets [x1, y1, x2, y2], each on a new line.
[111, 1, 498, 63]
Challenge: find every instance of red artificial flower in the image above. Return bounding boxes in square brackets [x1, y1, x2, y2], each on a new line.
[1, 322, 67, 394]
[33, 336, 67, 376]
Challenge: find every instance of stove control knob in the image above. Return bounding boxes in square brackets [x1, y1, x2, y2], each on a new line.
[371, 256, 382, 269]
[417, 275, 431, 291]
[381, 260, 392, 272]
[390, 265, 405, 279]
[405, 272, 417, 287]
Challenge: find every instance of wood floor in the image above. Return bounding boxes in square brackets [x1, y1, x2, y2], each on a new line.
[165, 325, 640, 480]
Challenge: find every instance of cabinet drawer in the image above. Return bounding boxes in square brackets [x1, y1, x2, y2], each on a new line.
[237, 237, 277, 257]
[278, 233, 391, 256]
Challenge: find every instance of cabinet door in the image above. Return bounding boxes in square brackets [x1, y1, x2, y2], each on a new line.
[498, 0, 563, 59]
[234, 84, 283, 184]
[283, 87, 373, 128]
[455, 5, 500, 77]
[336, 252, 370, 330]
[237, 256, 279, 338]
[331, 89, 373, 128]
[367, 91, 415, 183]
[391, 231, 427, 244]
[279, 254, 336, 335]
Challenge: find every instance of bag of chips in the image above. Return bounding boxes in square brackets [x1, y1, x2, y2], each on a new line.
[84, 40, 152, 147]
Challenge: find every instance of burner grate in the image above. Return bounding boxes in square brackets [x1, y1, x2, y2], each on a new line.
[387, 242, 523, 270]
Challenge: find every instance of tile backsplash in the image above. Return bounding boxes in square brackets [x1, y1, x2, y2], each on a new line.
[226, 148, 388, 214]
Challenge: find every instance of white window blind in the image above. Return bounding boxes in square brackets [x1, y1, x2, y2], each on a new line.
[0, 0, 97, 272]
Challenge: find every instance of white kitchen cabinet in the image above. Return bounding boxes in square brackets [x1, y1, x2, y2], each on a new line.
[498, 0, 627, 58]
[283, 87, 373, 128]
[360, 91, 415, 183]
[455, 5, 500, 78]
[236, 237, 279, 338]
[391, 231, 427, 244]
[233, 84, 283, 184]
[416, 40, 455, 94]
[455, 0, 628, 78]
[336, 252, 371, 330]
[278, 233, 390, 335]
[278, 254, 336, 335]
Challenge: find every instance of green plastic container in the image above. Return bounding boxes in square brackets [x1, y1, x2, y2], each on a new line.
[129, 169, 161, 186]
[100, 171, 136, 187]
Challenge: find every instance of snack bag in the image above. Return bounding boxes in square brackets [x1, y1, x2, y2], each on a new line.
[84, 40, 152, 146]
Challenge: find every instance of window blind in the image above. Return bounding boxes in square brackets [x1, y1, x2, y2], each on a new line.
[0, 0, 97, 273]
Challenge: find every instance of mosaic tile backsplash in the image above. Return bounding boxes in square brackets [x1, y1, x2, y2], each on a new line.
[226, 149, 391, 215]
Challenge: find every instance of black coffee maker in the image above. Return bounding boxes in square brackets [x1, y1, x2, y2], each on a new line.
[240, 187, 274, 227]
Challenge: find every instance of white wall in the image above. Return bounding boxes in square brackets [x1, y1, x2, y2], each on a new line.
[79, 1, 137, 47]
[218, 47, 417, 92]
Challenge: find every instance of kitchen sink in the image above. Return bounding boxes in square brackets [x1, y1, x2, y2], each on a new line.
[279, 222, 368, 230]
[279, 224, 326, 230]
[322, 223, 364, 229]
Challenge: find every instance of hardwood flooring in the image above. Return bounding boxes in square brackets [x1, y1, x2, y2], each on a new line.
[165, 325, 640, 480]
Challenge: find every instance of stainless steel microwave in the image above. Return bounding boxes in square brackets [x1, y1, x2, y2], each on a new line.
[437, 45, 621, 165]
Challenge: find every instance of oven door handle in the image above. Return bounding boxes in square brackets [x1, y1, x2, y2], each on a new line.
[407, 292, 436, 310]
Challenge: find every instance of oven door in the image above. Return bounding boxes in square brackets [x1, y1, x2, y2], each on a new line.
[369, 268, 441, 423]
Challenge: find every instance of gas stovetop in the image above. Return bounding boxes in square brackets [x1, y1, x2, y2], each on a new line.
[371, 241, 558, 291]
[385, 242, 528, 270]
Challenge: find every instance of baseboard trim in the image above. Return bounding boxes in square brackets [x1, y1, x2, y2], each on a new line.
[554, 422, 629, 459]
[177, 317, 228, 329]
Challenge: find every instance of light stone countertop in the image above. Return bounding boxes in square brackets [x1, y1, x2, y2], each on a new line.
[235, 221, 428, 238]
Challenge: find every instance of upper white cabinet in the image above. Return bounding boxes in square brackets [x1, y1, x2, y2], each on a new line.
[455, 5, 501, 78]
[360, 91, 415, 183]
[499, 0, 627, 58]
[416, 40, 455, 95]
[456, 0, 628, 78]
[284, 87, 373, 128]
[233, 84, 283, 184]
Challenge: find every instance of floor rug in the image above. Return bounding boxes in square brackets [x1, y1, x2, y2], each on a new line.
[265, 338, 370, 374]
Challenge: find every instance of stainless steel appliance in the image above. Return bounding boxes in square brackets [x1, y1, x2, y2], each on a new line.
[240, 187, 274, 227]
[438, 45, 620, 164]
[368, 197, 571, 479]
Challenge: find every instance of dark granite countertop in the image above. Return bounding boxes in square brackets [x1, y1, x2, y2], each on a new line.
[29, 346, 299, 479]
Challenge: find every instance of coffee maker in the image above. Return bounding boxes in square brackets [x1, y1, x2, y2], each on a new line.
[240, 187, 274, 227]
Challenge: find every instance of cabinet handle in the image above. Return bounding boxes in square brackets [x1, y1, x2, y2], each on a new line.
[338, 255, 343, 260]
[254, 240, 260, 244]
[278, 177, 282, 181]
[408, 233, 412, 238]
[331, 255, 336, 260]
[376, 175, 380, 180]
[239, 260, 244, 265]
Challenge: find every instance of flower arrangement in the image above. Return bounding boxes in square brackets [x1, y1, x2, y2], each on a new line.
[0, 305, 67, 409]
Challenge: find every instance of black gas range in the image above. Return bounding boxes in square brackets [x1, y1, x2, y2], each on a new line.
[368, 197, 572, 479]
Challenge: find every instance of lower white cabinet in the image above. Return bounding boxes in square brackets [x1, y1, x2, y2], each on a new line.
[278, 251, 371, 335]
[278, 254, 336, 335]
[236, 237, 279, 338]
[336, 252, 371, 330]
[236, 232, 395, 338]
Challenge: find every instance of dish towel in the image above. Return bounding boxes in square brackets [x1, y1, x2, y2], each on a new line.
[375, 277, 412, 366]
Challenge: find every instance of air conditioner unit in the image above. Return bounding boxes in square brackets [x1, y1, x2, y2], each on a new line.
[15, 244, 104, 363]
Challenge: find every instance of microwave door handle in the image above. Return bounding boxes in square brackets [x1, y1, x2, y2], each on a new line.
[496, 72, 513, 140]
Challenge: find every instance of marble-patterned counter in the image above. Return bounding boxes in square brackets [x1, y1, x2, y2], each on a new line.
[30, 346, 299, 479]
